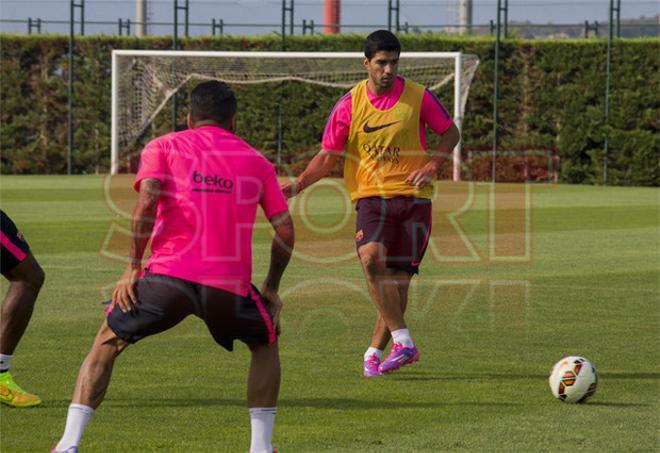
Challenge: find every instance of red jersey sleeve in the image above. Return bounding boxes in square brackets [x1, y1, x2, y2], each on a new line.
[421, 89, 454, 136]
[134, 139, 168, 192]
[321, 92, 352, 153]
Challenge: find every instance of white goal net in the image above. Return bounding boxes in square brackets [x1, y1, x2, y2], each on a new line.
[111, 50, 479, 179]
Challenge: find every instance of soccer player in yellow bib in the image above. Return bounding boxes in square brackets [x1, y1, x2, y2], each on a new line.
[282, 30, 460, 375]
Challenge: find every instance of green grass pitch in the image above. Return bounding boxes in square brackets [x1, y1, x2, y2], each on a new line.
[0, 175, 658, 452]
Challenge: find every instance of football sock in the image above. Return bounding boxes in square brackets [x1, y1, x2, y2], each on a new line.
[391, 328, 414, 348]
[249, 407, 276, 453]
[55, 404, 95, 451]
[0, 354, 12, 372]
[364, 347, 383, 361]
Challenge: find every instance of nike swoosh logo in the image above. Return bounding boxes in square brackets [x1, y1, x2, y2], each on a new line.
[363, 121, 401, 133]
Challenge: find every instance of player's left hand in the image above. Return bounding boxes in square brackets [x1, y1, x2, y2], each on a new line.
[405, 164, 437, 188]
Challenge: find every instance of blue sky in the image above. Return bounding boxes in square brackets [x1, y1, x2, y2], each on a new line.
[1, 0, 658, 36]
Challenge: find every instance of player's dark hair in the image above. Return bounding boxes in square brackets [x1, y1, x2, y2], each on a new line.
[190, 80, 237, 125]
[364, 30, 401, 60]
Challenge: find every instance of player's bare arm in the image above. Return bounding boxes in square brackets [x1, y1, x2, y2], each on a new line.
[280, 150, 340, 198]
[406, 123, 461, 187]
[112, 178, 161, 313]
[261, 210, 295, 329]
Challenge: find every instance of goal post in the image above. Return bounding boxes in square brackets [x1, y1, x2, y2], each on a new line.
[110, 50, 479, 180]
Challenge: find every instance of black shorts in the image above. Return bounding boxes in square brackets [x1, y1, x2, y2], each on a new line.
[106, 273, 277, 351]
[355, 196, 432, 274]
[1, 210, 30, 275]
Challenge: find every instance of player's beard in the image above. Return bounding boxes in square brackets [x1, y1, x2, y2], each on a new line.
[379, 76, 394, 90]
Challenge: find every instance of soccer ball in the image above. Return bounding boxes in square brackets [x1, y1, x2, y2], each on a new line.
[548, 356, 598, 403]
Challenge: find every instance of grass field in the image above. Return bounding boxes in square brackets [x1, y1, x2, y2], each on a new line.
[0, 175, 658, 452]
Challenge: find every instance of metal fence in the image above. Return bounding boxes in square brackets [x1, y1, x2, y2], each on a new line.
[6, 16, 659, 38]
[2, 0, 658, 39]
[1, 0, 658, 182]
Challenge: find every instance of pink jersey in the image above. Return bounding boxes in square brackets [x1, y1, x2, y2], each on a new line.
[322, 76, 454, 152]
[134, 125, 289, 297]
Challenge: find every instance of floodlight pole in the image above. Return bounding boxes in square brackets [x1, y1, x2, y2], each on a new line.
[68, 0, 84, 175]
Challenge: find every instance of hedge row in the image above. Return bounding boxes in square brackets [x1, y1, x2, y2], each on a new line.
[1, 34, 658, 185]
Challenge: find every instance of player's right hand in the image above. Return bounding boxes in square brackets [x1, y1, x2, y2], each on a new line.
[112, 266, 141, 314]
[261, 287, 283, 331]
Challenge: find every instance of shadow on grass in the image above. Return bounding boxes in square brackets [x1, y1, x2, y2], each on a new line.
[387, 372, 547, 381]
[39, 373, 658, 410]
[40, 398, 521, 410]
[23, 398, 653, 411]
[585, 401, 655, 407]
[599, 372, 660, 380]
[388, 371, 660, 381]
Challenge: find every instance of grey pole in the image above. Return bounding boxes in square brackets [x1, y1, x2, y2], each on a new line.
[172, 0, 178, 131]
[68, 1, 84, 175]
[387, 0, 400, 33]
[387, 0, 392, 31]
[603, 0, 616, 184]
[492, 0, 502, 183]
[503, 0, 508, 38]
[68, 1, 74, 175]
[615, 0, 621, 37]
[277, 0, 288, 168]
[80, 0, 85, 35]
[136, 0, 147, 36]
[184, 0, 189, 37]
[396, 0, 400, 32]
[171, 0, 189, 131]
[458, 0, 472, 35]
[281, 0, 286, 49]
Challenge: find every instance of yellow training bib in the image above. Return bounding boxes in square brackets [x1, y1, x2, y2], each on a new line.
[344, 78, 432, 201]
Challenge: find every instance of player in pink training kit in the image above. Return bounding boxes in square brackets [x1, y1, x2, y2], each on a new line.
[53, 81, 293, 453]
[323, 78, 454, 377]
[283, 30, 460, 377]
[322, 76, 455, 155]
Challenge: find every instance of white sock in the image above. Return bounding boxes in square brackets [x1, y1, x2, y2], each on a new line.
[249, 407, 276, 453]
[391, 328, 414, 348]
[364, 347, 383, 361]
[55, 404, 95, 451]
[0, 354, 13, 372]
